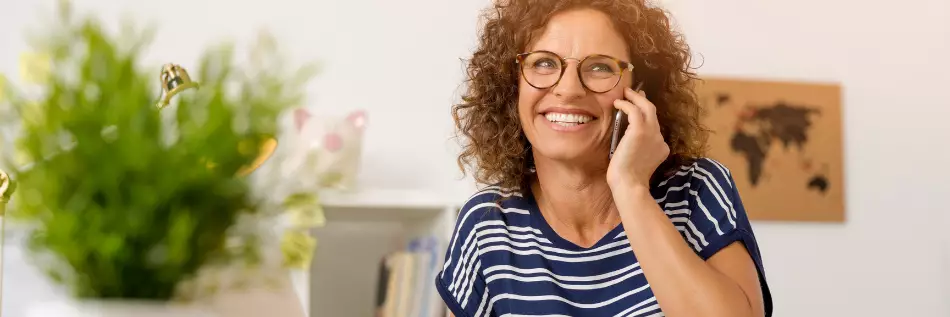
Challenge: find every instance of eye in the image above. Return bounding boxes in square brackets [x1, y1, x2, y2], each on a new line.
[532, 58, 559, 69]
[588, 63, 616, 73]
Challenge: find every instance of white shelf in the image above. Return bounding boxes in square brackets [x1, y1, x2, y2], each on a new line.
[302, 187, 460, 317]
[318, 188, 458, 223]
[320, 188, 457, 211]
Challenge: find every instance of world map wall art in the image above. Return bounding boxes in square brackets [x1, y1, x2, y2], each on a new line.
[695, 77, 845, 222]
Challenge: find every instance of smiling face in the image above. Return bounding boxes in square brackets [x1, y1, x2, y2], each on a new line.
[518, 8, 634, 166]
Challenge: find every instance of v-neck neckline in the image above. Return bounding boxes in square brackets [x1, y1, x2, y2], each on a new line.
[524, 189, 625, 251]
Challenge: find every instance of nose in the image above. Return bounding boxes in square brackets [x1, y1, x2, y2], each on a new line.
[552, 60, 586, 100]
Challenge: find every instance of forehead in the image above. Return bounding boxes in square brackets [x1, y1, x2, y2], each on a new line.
[527, 8, 629, 60]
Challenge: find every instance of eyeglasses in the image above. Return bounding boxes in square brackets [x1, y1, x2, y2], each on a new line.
[515, 50, 635, 93]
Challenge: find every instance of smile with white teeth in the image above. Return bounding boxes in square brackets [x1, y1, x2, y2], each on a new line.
[544, 112, 594, 127]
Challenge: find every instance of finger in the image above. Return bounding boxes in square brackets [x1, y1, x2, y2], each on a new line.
[613, 99, 644, 125]
[624, 87, 659, 129]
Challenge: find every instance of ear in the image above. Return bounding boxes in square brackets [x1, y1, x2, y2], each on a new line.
[346, 110, 367, 132]
[294, 108, 312, 132]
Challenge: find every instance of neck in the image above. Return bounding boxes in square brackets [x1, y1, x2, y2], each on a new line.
[530, 154, 619, 237]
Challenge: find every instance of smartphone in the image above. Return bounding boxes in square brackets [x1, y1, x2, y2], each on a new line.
[609, 82, 644, 159]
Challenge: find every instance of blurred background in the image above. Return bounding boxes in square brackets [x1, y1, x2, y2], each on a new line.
[1, 0, 949, 316]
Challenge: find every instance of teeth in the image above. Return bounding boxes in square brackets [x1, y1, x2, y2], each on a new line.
[544, 112, 593, 125]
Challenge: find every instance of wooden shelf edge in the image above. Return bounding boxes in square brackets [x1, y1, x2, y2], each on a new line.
[320, 188, 458, 211]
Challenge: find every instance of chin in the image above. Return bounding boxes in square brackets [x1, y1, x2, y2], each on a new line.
[533, 140, 604, 164]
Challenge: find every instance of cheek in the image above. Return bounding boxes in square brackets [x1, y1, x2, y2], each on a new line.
[596, 89, 625, 113]
[517, 84, 546, 119]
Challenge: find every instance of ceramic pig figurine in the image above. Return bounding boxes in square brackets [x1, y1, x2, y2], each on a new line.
[281, 108, 367, 191]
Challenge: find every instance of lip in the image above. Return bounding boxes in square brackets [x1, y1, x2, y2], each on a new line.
[538, 107, 598, 118]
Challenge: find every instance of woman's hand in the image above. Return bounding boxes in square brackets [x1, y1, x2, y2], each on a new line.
[606, 87, 670, 190]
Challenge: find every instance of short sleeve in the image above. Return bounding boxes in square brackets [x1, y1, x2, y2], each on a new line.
[435, 195, 491, 317]
[686, 158, 774, 315]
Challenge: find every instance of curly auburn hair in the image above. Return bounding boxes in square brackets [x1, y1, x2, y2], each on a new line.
[453, 0, 709, 193]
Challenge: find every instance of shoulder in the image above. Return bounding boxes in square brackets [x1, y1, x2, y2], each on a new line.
[682, 157, 741, 211]
[665, 157, 742, 214]
[691, 157, 735, 189]
[460, 185, 521, 209]
[654, 157, 738, 204]
[445, 185, 538, 260]
[658, 157, 735, 190]
[655, 158, 751, 254]
[436, 186, 533, 314]
[454, 185, 532, 230]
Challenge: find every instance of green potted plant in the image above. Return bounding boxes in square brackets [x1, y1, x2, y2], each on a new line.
[0, 2, 322, 316]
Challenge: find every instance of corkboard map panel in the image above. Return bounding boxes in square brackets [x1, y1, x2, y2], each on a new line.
[695, 77, 845, 222]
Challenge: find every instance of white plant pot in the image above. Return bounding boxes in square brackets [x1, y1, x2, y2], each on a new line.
[25, 300, 217, 317]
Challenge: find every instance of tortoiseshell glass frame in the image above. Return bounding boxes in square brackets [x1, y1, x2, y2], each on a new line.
[515, 50, 635, 93]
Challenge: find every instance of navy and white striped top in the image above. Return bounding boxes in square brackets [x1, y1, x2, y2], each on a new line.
[435, 158, 772, 317]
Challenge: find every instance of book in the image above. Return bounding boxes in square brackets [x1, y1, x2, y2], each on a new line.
[375, 236, 443, 317]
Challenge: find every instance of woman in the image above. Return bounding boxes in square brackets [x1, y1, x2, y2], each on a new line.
[436, 0, 772, 316]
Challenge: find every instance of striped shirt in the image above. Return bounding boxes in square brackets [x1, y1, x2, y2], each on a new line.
[435, 158, 772, 317]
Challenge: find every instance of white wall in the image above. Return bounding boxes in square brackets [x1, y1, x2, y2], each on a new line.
[2, 0, 948, 316]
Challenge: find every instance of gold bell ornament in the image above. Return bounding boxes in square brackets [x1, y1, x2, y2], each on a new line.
[156, 63, 277, 176]
[0, 168, 14, 310]
[0, 169, 12, 215]
[156, 63, 199, 110]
